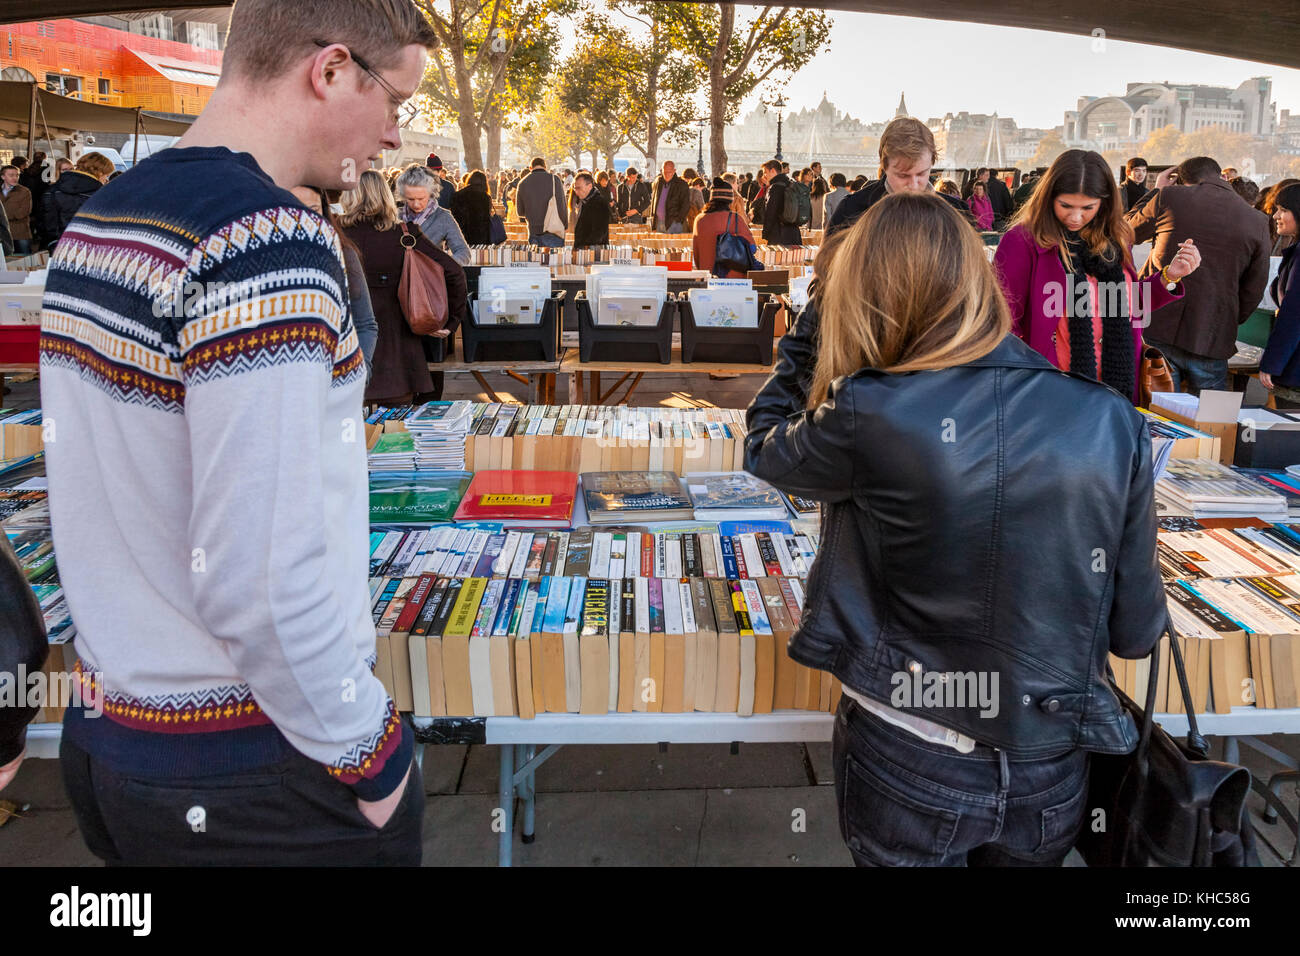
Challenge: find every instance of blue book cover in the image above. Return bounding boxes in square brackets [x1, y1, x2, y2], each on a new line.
[720, 535, 739, 578]
[719, 519, 794, 537]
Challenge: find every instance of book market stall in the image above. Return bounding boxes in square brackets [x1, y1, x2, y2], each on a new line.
[10, 379, 1300, 865]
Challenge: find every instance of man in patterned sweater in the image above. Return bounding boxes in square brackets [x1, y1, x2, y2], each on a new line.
[39, 0, 436, 865]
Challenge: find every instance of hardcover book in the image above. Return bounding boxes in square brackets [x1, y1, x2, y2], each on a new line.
[369, 470, 471, 524]
[582, 471, 694, 524]
[453, 470, 578, 527]
[687, 471, 788, 520]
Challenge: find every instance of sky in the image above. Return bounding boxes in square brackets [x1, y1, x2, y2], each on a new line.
[730, 9, 1300, 130]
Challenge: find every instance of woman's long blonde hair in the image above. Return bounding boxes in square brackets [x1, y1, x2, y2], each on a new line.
[808, 191, 1011, 408]
[339, 168, 400, 230]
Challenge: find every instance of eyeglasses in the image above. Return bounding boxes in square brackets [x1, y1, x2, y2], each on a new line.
[312, 39, 409, 115]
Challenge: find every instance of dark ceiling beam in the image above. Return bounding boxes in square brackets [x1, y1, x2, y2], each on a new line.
[0, 1, 1298, 68]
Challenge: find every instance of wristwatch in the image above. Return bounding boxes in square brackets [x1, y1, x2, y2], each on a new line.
[1160, 265, 1182, 291]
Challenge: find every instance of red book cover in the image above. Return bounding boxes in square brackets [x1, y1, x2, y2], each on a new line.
[392, 573, 437, 634]
[453, 470, 578, 526]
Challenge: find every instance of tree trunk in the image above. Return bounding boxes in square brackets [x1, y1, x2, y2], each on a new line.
[486, 111, 502, 175]
[646, 22, 660, 173]
[459, 111, 485, 171]
[708, 5, 733, 177]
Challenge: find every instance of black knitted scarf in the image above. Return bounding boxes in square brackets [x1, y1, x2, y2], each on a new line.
[1062, 231, 1133, 399]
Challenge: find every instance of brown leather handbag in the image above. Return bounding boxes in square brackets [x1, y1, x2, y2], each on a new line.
[397, 222, 449, 335]
[1139, 346, 1175, 406]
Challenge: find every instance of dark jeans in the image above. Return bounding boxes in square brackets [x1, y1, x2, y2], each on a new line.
[60, 736, 424, 866]
[12, 239, 31, 255]
[832, 696, 1088, 866]
[1143, 338, 1229, 394]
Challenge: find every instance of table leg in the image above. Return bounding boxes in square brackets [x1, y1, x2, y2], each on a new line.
[521, 744, 537, 844]
[592, 372, 601, 405]
[498, 744, 514, 867]
[574, 371, 585, 404]
[622, 372, 645, 404]
[472, 371, 502, 403]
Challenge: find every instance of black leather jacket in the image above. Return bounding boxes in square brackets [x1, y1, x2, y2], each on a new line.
[745, 299, 1167, 757]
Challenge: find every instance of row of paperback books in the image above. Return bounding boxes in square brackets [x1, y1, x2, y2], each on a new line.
[372, 402, 756, 475]
[0, 407, 43, 464]
[368, 525, 821, 582]
[3, 492, 77, 721]
[1127, 516, 1300, 710]
[373, 573, 837, 718]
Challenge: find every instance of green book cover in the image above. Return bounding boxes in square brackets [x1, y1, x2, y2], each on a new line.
[369, 470, 472, 524]
[370, 432, 416, 455]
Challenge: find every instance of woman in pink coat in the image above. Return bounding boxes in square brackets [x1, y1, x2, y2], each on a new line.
[993, 150, 1201, 404]
[967, 181, 994, 230]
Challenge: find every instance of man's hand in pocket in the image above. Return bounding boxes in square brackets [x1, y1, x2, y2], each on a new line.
[356, 764, 412, 829]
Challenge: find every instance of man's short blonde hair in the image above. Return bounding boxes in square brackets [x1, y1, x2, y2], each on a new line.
[223, 0, 437, 82]
[878, 117, 938, 175]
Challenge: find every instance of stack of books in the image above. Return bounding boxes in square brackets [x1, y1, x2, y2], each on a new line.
[404, 401, 475, 470]
[1156, 458, 1287, 519]
[367, 432, 417, 472]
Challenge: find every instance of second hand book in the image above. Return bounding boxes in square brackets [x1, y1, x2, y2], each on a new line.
[453, 470, 579, 527]
[369, 470, 472, 524]
[582, 471, 694, 523]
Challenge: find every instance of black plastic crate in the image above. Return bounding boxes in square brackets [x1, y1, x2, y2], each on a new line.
[460, 289, 564, 363]
[678, 291, 779, 365]
[575, 291, 674, 364]
[425, 331, 452, 364]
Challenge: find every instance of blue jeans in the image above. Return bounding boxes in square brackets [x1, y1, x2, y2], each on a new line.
[832, 695, 1088, 866]
[656, 220, 685, 234]
[1143, 338, 1228, 394]
[12, 239, 30, 255]
[530, 232, 565, 248]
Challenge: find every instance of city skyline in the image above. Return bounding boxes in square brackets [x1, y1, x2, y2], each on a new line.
[735, 9, 1300, 131]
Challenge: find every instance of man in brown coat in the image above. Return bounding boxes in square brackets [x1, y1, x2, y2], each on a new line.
[1126, 155, 1271, 393]
[1, 164, 32, 254]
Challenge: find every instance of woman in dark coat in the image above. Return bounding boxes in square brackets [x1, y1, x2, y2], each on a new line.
[341, 170, 468, 405]
[40, 151, 114, 249]
[449, 169, 494, 246]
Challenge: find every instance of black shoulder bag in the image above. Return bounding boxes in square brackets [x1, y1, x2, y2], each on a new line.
[1078, 616, 1255, 866]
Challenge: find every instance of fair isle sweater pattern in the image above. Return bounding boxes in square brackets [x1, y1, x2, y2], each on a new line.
[41, 205, 363, 412]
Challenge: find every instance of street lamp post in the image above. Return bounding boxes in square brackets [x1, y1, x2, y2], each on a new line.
[773, 94, 787, 161]
[697, 118, 707, 173]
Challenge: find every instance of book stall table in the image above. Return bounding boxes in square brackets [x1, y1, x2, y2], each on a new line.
[558, 345, 778, 405]
[404, 706, 1300, 867]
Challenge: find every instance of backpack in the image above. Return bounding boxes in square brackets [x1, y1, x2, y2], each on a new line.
[397, 222, 449, 335]
[782, 180, 812, 227]
[712, 212, 760, 277]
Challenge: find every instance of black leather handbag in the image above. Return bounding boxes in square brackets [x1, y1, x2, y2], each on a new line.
[1078, 617, 1255, 866]
[0, 529, 48, 766]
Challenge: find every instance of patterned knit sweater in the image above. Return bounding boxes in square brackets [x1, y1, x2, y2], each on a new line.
[39, 146, 409, 801]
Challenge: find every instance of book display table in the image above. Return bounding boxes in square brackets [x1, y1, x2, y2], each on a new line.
[402, 706, 1300, 866]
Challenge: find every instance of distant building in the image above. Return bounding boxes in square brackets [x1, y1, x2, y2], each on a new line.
[924, 111, 1053, 169]
[725, 92, 881, 169]
[1063, 78, 1276, 150]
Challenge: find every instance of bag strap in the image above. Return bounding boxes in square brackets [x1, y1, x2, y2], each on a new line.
[399, 220, 418, 249]
[1135, 614, 1206, 756]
